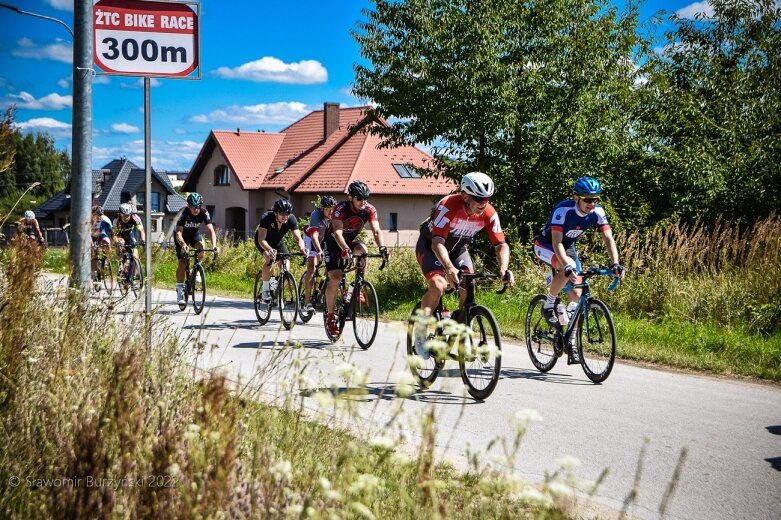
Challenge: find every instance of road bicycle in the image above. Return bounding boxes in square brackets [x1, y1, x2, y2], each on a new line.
[116, 243, 144, 297]
[298, 259, 326, 323]
[178, 248, 216, 315]
[407, 272, 507, 400]
[525, 266, 620, 383]
[92, 244, 113, 294]
[323, 252, 387, 348]
[253, 252, 304, 330]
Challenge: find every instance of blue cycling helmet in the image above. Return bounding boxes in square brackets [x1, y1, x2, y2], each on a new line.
[573, 176, 603, 196]
[186, 192, 202, 206]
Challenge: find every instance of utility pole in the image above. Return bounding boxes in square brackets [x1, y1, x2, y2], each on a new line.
[70, 0, 93, 290]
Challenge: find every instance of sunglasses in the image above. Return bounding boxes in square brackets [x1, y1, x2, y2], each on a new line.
[353, 197, 368, 202]
[471, 195, 490, 204]
[580, 197, 600, 204]
[189, 205, 201, 210]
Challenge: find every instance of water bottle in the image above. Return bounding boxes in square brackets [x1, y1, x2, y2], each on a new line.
[345, 284, 354, 303]
[269, 278, 278, 294]
[566, 301, 578, 320]
[556, 302, 569, 326]
[441, 308, 451, 320]
[543, 271, 553, 286]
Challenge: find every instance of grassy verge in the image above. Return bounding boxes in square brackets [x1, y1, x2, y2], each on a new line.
[2, 239, 589, 518]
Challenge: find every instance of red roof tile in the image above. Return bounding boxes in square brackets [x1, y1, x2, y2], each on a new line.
[212, 130, 284, 190]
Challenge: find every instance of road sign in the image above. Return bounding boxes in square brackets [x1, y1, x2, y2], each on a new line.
[93, 0, 199, 77]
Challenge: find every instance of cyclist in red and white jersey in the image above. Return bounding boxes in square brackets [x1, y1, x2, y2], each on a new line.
[416, 171, 514, 314]
[323, 180, 390, 336]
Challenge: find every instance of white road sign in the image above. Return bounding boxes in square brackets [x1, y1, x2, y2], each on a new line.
[93, 0, 199, 77]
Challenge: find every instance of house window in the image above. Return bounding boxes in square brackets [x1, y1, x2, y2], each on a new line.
[393, 163, 421, 179]
[137, 192, 145, 210]
[214, 165, 231, 186]
[151, 192, 160, 212]
[389, 212, 398, 232]
[206, 205, 216, 221]
[151, 219, 158, 232]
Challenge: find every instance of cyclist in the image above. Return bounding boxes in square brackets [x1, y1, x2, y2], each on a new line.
[112, 203, 146, 266]
[254, 198, 308, 303]
[302, 195, 336, 313]
[416, 171, 514, 319]
[90, 205, 113, 276]
[533, 176, 625, 361]
[174, 193, 219, 305]
[17, 210, 44, 244]
[324, 180, 390, 337]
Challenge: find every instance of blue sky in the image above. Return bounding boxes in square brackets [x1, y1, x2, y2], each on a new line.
[0, 0, 719, 173]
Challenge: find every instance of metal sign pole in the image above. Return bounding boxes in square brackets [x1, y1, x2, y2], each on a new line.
[144, 77, 152, 354]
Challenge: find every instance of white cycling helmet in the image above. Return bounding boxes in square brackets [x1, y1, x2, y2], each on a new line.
[119, 203, 133, 216]
[24, 210, 35, 220]
[460, 171, 495, 198]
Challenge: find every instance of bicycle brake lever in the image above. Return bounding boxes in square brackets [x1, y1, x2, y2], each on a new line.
[608, 276, 621, 292]
[496, 284, 509, 295]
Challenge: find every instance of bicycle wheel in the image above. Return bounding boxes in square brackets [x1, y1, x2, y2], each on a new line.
[460, 305, 502, 400]
[353, 281, 379, 349]
[278, 271, 298, 330]
[577, 298, 616, 383]
[525, 294, 559, 372]
[191, 264, 206, 315]
[254, 270, 271, 325]
[406, 302, 442, 389]
[100, 257, 113, 295]
[298, 271, 315, 323]
[323, 278, 345, 342]
[117, 259, 129, 297]
[128, 256, 143, 297]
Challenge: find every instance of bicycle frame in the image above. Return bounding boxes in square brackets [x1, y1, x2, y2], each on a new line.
[557, 268, 620, 345]
[335, 253, 386, 319]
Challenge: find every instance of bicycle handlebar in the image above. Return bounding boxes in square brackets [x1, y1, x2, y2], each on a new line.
[577, 266, 621, 292]
[345, 252, 387, 271]
[264, 251, 305, 267]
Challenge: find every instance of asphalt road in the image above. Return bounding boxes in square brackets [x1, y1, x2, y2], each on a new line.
[116, 284, 780, 520]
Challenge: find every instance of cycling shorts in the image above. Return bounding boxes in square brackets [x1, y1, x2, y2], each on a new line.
[533, 239, 581, 271]
[303, 235, 320, 258]
[414, 235, 474, 280]
[175, 234, 204, 260]
[323, 235, 366, 272]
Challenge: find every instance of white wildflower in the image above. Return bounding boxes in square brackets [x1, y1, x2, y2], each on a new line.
[271, 459, 293, 485]
[350, 501, 375, 520]
[390, 452, 412, 466]
[518, 485, 549, 504]
[348, 474, 380, 496]
[392, 371, 416, 397]
[510, 408, 543, 430]
[312, 390, 335, 411]
[369, 436, 395, 451]
[547, 480, 574, 497]
[555, 455, 581, 471]
[167, 463, 180, 477]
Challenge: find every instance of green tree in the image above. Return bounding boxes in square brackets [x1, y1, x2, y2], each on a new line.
[635, 0, 781, 224]
[353, 0, 647, 242]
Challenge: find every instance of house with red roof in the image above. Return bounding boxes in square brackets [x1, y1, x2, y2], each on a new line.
[182, 103, 456, 246]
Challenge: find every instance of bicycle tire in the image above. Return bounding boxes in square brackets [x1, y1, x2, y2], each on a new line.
[100, 256, 113, 295]
[353, 280, 379, 349]
[577, 298, 616, 383]
[128, 256, 143, 297]
[192, 264, 206, 315]
[298, 271, 315, 323]
[323, 277, 345, 342]
[406, 302, 442, 389]
[117, 258, 129, 297]
[460, 305, 502, 400]
[279, 271, 298, 330]
[178, 271, 188, 311]
[254, 270, 271, 325]
[525, 294, 559, 373]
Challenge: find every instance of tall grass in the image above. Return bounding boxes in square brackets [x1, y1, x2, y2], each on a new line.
[1, 239, 587, 518]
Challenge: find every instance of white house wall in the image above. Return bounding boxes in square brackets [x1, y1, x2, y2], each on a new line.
[196, 148, 250, 231]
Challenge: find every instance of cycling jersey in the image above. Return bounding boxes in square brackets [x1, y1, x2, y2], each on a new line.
[18, 219, 39, 239]
[176, 208, 212, 244]
[420, 194, 506, 251]
[535, 199, 610, 249]
[255, 210, 300, 248]
[113, 214, 143, 240]
[92, 215, 113, 240]
[305, 208, 332, 243]
[330, 201, 378, 243]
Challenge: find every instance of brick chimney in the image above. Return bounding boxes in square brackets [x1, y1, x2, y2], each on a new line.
[323, 102, 340, 140]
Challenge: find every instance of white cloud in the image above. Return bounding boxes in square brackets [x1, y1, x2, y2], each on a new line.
[189, 101, 310, 126]
[213, 57, 327, 84]
[57, 78, 69, 89]
[7, 91, 72, 110]
[93, 75, 112, 85]
[111, 122, 139, 134]
[12, 38, 72, 64]
[93, 139, 202, 171]
[15, 117, 72, 138]
[174, 128, 187, 135]
[676, 1, 716, 19]
[44, 0, 73, 11]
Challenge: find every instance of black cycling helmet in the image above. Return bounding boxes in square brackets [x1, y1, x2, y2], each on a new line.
[92, 205, 104, 216]
[320, 195, 337, 208]
[186, 192, 203, 206]
[347, 180, 370, 199]
[273, 198, 294, 215]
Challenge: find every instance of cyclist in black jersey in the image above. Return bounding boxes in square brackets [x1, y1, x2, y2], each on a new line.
[113, 203, 146, 261]
[254, 198, 308, 302]
[174, 193, 219, 304]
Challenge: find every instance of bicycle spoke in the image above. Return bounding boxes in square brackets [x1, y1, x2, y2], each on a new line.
[524, 295, 559, 372]
[578, 299, 616, 383]
[460, 306, 501, 400]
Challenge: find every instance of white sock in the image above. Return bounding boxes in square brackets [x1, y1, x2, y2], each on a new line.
[262, 281, 270, 292]
[544, 293, 556, 308]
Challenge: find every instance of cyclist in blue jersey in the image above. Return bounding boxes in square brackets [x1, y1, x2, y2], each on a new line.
[302, 195, 336, 312]
[174, 193, 219, 304]
[254, 198, 308, 303]
[91, 205, 113, 275]
[533, 177, 625, 355]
